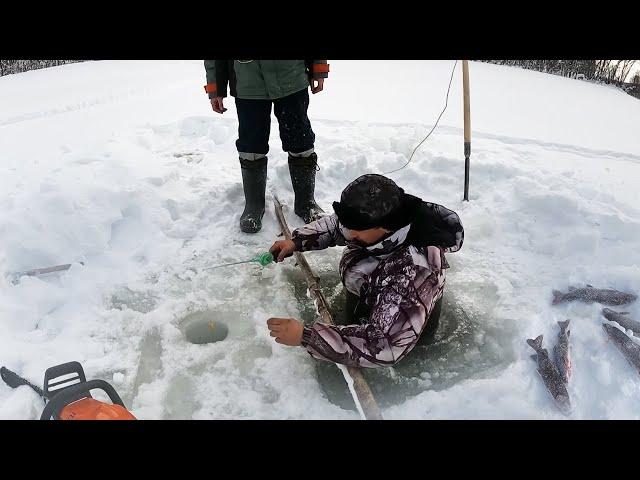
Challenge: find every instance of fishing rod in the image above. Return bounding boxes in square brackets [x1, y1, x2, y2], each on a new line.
[200, 252, 274, 271]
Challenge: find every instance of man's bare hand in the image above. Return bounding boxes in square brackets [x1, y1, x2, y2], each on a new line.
[269, 239, 296, 262]
[267, 317, 304, 346]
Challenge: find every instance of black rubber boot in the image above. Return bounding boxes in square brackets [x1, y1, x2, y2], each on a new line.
[417, 296, 443, 345]
[288, 153, 324, 224]
[239, 156, 267, 233]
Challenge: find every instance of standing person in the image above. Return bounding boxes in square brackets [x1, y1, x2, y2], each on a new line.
[266, 174, 464, 368]
[204, 60, 330, 233]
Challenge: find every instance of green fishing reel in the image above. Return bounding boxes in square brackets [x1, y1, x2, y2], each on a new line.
[252, 252, 274, 266]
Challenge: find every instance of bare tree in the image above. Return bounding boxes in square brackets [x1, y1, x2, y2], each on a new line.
[617, 60, 638, 83]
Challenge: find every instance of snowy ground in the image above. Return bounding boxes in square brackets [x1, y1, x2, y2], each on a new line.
[1, 60, 639, 419]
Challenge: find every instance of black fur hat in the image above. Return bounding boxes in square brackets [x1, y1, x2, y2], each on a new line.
[333, 174, 417, 231]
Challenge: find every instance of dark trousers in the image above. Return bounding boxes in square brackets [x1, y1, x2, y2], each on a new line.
[343, 290, 442, 345]
[235, 88, 315, 155]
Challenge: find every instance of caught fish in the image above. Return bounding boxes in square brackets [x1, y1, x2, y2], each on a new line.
[552, 285, 636, 306]
[527, 335, 571, 415]
[553, 320, 571, 384]
[602, 308, 640, 337]
[602, 324, 640, 376]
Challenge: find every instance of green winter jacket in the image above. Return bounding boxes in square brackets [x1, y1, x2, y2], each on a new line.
[203, 60, 329, 100]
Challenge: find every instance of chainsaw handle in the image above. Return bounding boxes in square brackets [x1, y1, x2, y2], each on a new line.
[0, 366, 46, 399]
[40, 379, 126, 420]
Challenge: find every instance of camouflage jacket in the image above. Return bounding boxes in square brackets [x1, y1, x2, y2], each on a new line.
[291, 199, 464, 368]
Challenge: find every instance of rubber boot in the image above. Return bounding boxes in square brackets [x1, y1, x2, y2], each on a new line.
[418, 296, 443, 345]
[288, 153, 324, 224]
[239, 156, 267, 233]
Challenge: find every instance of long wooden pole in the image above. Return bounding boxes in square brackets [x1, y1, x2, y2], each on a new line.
[273, 196, 383, 420]
[463, 60, 471, 201]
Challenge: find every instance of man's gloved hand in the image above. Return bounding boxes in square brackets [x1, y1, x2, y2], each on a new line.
[269, 239, 296, 262]
[309, 77, 324, 94]
[210, 96, 227, 114]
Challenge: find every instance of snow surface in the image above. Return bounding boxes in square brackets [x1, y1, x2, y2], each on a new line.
[1, 60, 639, 419]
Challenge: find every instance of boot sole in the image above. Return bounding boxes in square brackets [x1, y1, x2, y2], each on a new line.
[240, 224, 262, 233]
[240, 213, 264, 233]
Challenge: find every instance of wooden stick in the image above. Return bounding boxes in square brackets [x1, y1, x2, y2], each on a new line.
[273, 196, 384, 420]
[19, 264, 74, 276]
[7, 262, 85, 283]
[463, 59, 471, 201]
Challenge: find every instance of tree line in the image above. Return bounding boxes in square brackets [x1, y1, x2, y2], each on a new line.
[480, 60, 639, 84]
[3, 59, 639, 87]
[0, 60, 84, 77]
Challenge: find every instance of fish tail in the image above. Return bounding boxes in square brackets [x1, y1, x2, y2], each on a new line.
[558, 319, 570, 334]
[552, 290, 564, 305]
[527, 334, 544, 351]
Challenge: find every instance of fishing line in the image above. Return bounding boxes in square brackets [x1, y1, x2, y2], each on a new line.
[383, 60, 458, 175]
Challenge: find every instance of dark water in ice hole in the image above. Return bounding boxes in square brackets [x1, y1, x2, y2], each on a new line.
[282, 261, 510, 411]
